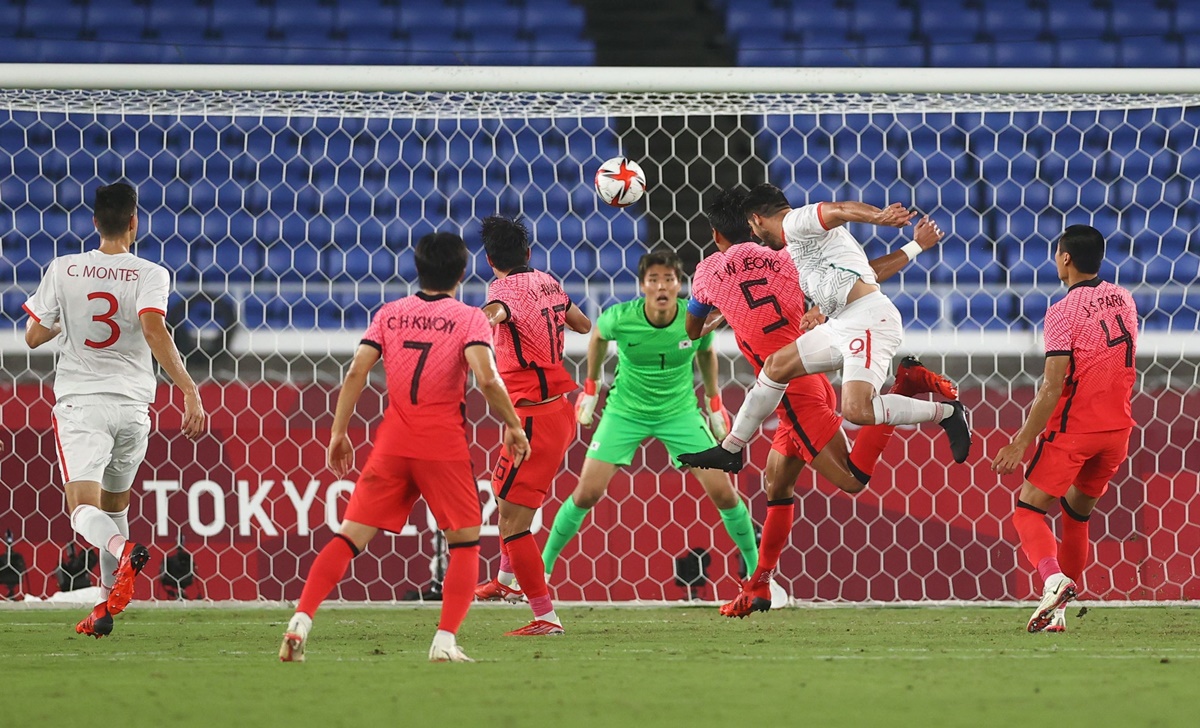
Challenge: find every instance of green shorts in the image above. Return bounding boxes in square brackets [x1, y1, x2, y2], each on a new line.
[585, 407, 717, 467]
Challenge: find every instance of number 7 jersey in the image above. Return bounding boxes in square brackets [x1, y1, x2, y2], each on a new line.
[23, 250, 170, 404]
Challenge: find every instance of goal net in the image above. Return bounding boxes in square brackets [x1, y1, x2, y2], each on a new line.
[2, 70, 1198, 605]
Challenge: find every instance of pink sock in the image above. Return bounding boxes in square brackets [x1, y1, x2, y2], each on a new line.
[1037, 556, 1062, 584]
[528, 594, 553, 619]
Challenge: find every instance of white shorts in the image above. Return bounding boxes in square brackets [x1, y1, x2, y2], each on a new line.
[794, 291, 903, 391]
[51, 394, 151, 492]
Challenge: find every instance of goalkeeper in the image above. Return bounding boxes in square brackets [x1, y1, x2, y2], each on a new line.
[541, 250, 758, 579]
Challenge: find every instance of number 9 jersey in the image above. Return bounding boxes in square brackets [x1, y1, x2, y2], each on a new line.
[23, 250, 170, 404]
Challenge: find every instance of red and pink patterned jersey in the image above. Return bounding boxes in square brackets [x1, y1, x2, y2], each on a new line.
[1043, 278, 1138, 434]
[691, 242, 808, 371]
[486, 267, 577, 403]
[361, 292, 493, 460]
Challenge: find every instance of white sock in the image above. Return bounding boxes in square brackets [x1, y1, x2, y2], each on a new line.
[287, 612, 313, 637]
[434, 628, 456, 644]
[99, 507, 130, 591]
[540, 609, 561, 626]
[723, 371, 789, 452]
[497, 570, 517, 588]
[69, 504, 125, 557]
[871, 395, 951, 426]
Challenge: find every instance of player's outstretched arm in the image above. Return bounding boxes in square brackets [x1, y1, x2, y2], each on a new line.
[466, 345, 530, 466]
[820, 201, 916, 230]
[576, 326, 610, 426]
[24, 318, 61, 349]
[870, 216, 945, 283]
[141, 311, 207, 440]
[991, 355, 1069, 475]
[565, 302, 592, 334]
[695, 346, 731, 439]
[327, 343, 380, 478]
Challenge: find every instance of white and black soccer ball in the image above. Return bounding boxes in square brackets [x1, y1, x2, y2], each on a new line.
[594, 157, 647, 208]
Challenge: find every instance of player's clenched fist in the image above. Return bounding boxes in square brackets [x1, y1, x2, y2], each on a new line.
[913, 216, 945, 252]
[706, 395, 732, 440]
[575, 378, 599, 427]
[875, 202, 917, 228]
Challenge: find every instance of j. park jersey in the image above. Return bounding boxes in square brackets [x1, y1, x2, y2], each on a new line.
[486, 267, 577, 403]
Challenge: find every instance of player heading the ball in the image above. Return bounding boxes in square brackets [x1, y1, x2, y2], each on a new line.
[279, 232, 530, 664]
[679, 183, 972, 474]
[23, 182, 208, 639]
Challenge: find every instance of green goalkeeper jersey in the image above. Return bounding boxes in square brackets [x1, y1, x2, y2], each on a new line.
[596, 298, 713, 422]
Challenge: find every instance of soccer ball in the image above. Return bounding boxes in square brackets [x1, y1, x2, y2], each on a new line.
[594, 157, 647, 208]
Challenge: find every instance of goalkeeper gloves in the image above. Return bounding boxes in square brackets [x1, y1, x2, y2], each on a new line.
[575, 378, 600, 427]
[706, 394, 732, 440]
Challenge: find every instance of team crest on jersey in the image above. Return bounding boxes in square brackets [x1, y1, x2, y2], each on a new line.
[588, 440, 601, 451]
[678, 340, 692, 349]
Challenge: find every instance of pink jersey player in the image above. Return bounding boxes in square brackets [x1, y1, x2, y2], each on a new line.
[360, 292, 494, 461]
[486, 267, 577, 403]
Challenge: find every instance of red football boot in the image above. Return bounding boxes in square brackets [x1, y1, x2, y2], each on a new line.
[504, 619, 565, 636]
[474, 578, 524, 602]
[75, 603, 114, 639]
[106, 542, 150, 616]
[719, 579, 772, 619]
[891, 356, 958, 399]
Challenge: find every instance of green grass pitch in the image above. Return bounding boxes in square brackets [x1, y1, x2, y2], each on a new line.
[4, 605, 1199, 727]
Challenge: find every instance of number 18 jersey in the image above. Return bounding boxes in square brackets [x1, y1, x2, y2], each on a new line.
[23, 250, 170, 404]
[690, 242, 807, 372]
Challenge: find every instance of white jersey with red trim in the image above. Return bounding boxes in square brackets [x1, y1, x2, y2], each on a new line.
[781, 203, 877, 318]
[23, 249, 170, 404]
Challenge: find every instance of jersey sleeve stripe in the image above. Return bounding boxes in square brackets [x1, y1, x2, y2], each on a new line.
[21, 303, 41, 322]
[360, 338, 382, 352]
[464, 340, 492, 350]
[816, 202, 832, 230]
[137, 307, 167, 317]
[1045, 350, 1072, 357]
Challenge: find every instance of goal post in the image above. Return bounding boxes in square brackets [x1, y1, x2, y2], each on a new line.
[1, 66, 1198, 605]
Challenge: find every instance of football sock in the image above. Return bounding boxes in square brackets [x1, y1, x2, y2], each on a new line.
[719, 500, 759, 574]
[98, 506, 130, 593]
[496, 539, 516, 588]
[505, 531, 557, 623]
[723, 371, 788, 452]
[69, 504, 125, 558]
[847, 425, 896, 484]
[1013, 502, 1059, 580]
[438, 540, 480, 634]
[1059, 497, 1091, 588]
[870, 395, 950, 426]
[748, 499, 793, 585]
[541, 497, 590, 574]
[296, 534, 359, 618]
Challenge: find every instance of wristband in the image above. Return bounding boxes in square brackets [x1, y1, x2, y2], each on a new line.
[583, 378, 597, 396]
[901, 241, 923, 261]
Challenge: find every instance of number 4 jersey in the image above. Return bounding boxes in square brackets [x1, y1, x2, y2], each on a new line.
[1043, 278, 1138, 434]
[361, 292, 494, 461]
[23, 250, 170, 404]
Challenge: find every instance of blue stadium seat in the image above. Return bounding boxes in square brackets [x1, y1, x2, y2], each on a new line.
[862, 42, 926, 67]
[338, 1, 398, 35]
[854, 2, 916, 40]
[216, 28, 280, 64]
[398, 3, 458, 35]
[531, 30, 594, 65]
[148, 2, 210, 33]
[993, 39, 1055, 67]
[211, 2, 272, 33]
[274, 1, 337, 34]
[265, 291, 319, 328]
[461, 2, 522, 34]
[1174, 5, 1200, 34]
[791, 6, 853, 39]
[1056, 38, 1120, 67]
[522, 0, 586, 33]
[22, 3, 86, 40]
[1180, 34, 1200, 67]
[929, 36, 991, 66]
[915, 0, 980, 38]
[947, 291, 1015, 330]
[406, 29, 468, 65]
[1111, 4, 1172, 37]
[889, 291, 944, 331]
[798, 43, 864, 67]
[727, 0, 787, 38]
[343, 28, 407, 65]
[736, 30, 802, 67]
[1046, 0, 1110, 38]
[979, 6, 1044, 40]
[266, 241, 323, 282]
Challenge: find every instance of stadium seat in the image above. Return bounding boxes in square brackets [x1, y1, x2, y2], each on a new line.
[791, 6, 854, 39]
[862, 41, 926, 67]
[406, 29, 468, 65]
[727, 1, 788, 39]
[531, 31, 594, 65]
[798, 43, 864, 67]
[1111, 4, 1172, 37]
[915, 0, 980, 38]
[736, 30, 802, 67]
[854, 2, 916, 41]
[1046, 0, 1110, 39]
[1179, 34, 1200, 67]
[22, 3, 86, 40]
[461, 2, 523, 35]
[522, 0, 586, 33]
[273, 1, 337, 35]
[1056, 37, 1120, 67]
[888, 291, 944, 331]
[993, 39, 1055, 67]
[929, 35, 991, 67]
[978, 6, 1044, 41]
[398, 3, 459, 35]
[338, 1, 399, 36]
[1174, 5, 1200, 34]
[947, 291, 1016, 330]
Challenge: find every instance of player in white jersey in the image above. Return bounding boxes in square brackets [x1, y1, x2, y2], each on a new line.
[23, 183, 207, 638]
[680, 183, 971, 473]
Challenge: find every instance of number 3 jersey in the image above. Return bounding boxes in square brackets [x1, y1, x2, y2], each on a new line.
[361, 292, 494, 461]
[485, 267, 577, 403]
[1042, 278, 1138, 434]
[690, 242, 807, 372]
[23, 250, 169, 404]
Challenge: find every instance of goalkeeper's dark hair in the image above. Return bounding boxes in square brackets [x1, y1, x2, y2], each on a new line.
[742, 183, 791, 219]
[480, 215, 530, 272]
[415, 232, 469, 291]
[705, 188, 753, 243]
[1058, 224, 1104, 274]
[637, 249, 685, 283]
[93, 182, 138, 239]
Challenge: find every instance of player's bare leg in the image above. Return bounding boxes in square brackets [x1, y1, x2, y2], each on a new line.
[541, 459, 620, 578]
[722, 449, 802, 618]
[430, 526, 482, 662]
[280, 520, 376, 662]
[690, 466, 759, 578]
[498, 499, 564, 636]
[65, 481, 148, 620]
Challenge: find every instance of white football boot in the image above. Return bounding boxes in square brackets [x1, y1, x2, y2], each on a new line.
[1027, 574, 1077, 633]
[279, 613, 312, 662]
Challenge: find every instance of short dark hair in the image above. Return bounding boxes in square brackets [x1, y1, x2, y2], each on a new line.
[480, 215, 530, 272]
[93, 183, 137, 238]
[415, 232, 469, 291]
[1058, 224, 1104, 274]
[705, 188, 753, 243]
[742, 183, 790, 219]
[637, 249, 685, 283]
